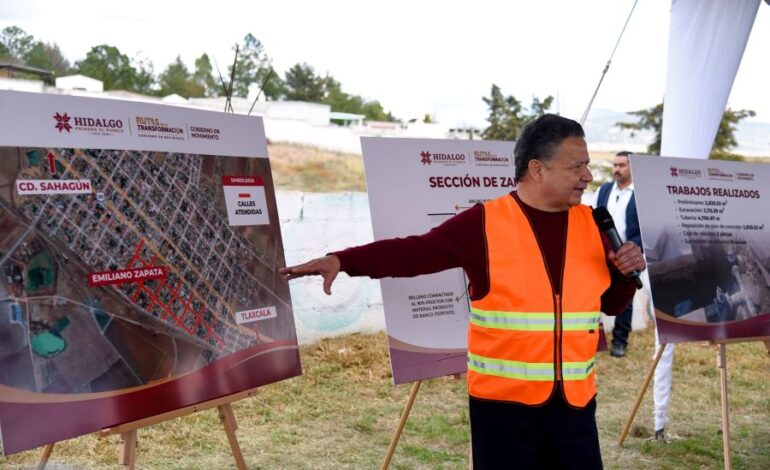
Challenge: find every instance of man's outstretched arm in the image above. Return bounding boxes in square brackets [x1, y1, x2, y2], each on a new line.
[280, 255, 341, 295]
[280, 205, 486, 296]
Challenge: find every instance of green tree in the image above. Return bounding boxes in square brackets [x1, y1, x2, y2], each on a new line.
[192, 53, 218, 97]
[615, 104, 664, 154]
[712, 108, 756, 155]
[0, 26, 70, 79]
[131, 55, 155, 95]
[230, 33, 283, 99]
[616, 103, 754, 158]
[158, 56, 204, 98]
[530, 96, 555, 118]
[283, 63, 325, 102]
[24, 42, 70, 76]
[323, 75, 357, 111]
[361, 100, 393, 122]
[482, 84, 553, 140]
[0, 26, 35, 63]
[321, 74, 396, 122]
[483, 84, 521, 140]
[74, 45, 155, 93]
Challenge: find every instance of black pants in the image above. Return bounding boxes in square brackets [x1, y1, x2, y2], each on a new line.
[611, 301, 633, 347]
[469, 389, 603, 470]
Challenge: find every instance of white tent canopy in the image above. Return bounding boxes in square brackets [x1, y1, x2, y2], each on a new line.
[661, 0, 763, 159]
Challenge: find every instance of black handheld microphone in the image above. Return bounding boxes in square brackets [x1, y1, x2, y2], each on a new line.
[592, 206, 643, 289]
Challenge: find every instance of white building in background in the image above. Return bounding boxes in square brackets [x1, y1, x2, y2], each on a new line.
[161, 93, 188, 105]
[0, 76, 45, 93]
[0, 64, 49, 93]
[55, 74, 103, 92]
[330, 112, 365, 127]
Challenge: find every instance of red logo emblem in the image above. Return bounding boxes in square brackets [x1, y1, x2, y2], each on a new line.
[670, 167, 678, 177]
[420, 151, 432, 165]
[54, 112, 72, 133]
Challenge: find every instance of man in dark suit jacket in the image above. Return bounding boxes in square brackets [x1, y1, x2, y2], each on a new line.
[595, 151, 641, 357]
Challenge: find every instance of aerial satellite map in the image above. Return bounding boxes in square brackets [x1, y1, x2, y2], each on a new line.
[0, 91, 300, 455]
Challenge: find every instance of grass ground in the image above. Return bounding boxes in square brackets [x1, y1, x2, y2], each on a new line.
[268, 143, 366, 192]
[4, 328, 769, 469]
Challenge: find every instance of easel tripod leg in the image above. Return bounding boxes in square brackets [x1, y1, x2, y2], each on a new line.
[218, 403, 247, 470]
[618, 343, 666, 446]
[718, 343, 732, 470]
[381, 380, 422, 470]
[119, 429, 137, 470]
[36, 443, 55, 470]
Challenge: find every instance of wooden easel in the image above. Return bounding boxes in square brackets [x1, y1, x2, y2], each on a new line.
[35, 388, 258, 470]
[380, 374, 472, 470]
[618, 338, 770, 470]
[381, 380, 421, 470]
[716, 343, 731, 470]
[617, 342, 666, 447]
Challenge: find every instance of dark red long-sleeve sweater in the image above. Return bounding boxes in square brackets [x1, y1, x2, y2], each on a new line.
[335, 192, 635, 315]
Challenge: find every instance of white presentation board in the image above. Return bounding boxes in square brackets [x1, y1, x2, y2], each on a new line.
[632, 155, 770, 344]
[361, 137, 515, 383]
[0, 90, 300, 455]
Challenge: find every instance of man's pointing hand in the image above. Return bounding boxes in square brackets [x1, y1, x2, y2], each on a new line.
[279, 255, 341, 295]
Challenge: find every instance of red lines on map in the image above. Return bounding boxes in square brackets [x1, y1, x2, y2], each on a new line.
[125, 240, 224, 347]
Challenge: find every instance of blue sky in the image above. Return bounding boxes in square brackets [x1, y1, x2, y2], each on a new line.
[2, 0, 768, 127]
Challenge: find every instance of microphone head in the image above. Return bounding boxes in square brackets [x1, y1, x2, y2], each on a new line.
[592, 206, 616, 232]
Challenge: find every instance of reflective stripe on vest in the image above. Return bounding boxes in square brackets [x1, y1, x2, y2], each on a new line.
[562, 359, 595, 381]
[561, 312, 601, 331]
[470, 308, 554, 331]
[471, 308, 599, 332]
[468, 352, 555, 381]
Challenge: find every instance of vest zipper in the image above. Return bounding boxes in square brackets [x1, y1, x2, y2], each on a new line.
[512, 194, 567, 395]
[556, 215, 568, 385]
[555, 293, 562, 381]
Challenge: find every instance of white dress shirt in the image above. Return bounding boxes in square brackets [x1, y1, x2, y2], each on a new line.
[598, 182, 634, 242]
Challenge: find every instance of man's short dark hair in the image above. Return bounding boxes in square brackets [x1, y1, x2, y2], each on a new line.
[514, 114, 585, 181]
[615, 150, 632, 158]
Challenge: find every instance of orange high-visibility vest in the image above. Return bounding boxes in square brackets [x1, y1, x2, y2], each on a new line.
[468, 194, 610, 407]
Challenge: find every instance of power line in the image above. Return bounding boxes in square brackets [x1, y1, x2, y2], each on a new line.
[580, 0, 640, 125]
